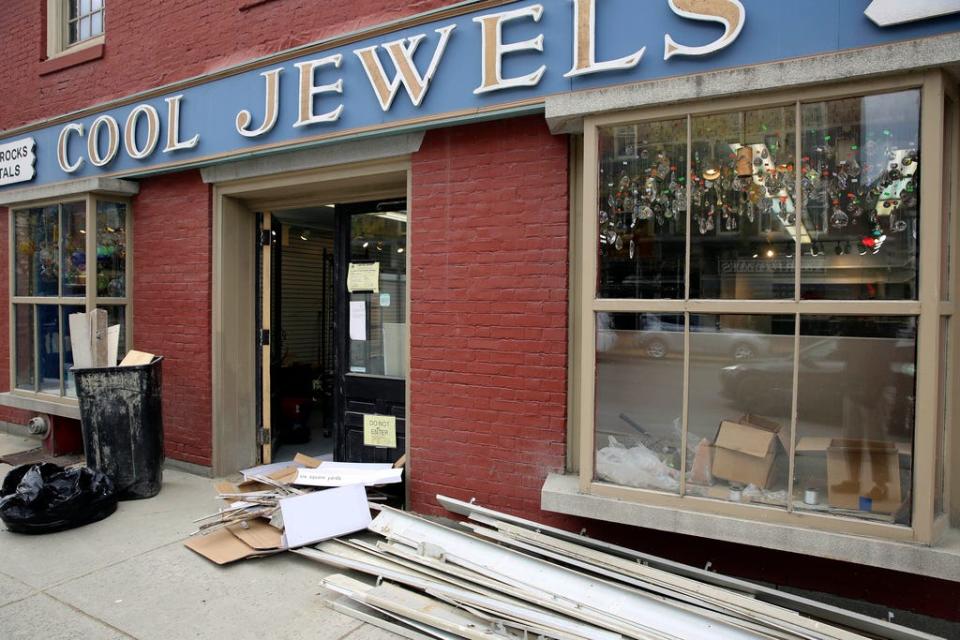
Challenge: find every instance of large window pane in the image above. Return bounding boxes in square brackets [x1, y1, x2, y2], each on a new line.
[595, 312, 683, 493]
[14, 305, 34, 391]
[62, 202, 87, 297]
[597, 119, 687, 299]
[348, 210, 406, 378]
[800, 91, 920, 300]
[794, 316, 916, 524]
[690, 106, 797, 299]
[38, 305, 61, 395]
[96, 201, 127, 297]
[686, 315, 795, 506]
[15, 205, 60, 297]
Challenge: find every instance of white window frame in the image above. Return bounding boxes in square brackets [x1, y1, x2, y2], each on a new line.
[9, 192, 133, 403]
[46, 0, 105, 59]
[572, 71, 955, 544]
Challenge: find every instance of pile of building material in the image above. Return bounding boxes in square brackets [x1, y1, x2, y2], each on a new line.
[184, 453, 403, 565]
[185, 469, 934, 639]
[294, 496, 938, 640]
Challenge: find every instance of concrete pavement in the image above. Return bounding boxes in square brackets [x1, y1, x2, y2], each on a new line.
[0, 433, 399, 639]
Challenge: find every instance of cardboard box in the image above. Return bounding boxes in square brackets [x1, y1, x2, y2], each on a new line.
[826, 439, 902, 514]
[711, 415, 785, 489]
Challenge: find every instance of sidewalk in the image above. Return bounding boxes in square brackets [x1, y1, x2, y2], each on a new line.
[0, 433, 398, 640]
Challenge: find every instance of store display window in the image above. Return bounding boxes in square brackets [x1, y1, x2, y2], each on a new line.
[579, 79, 955, 540]
[10, 196, 130, 398]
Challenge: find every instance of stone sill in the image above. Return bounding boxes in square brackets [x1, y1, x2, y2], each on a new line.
[39, 41, 104, 76]
[0, 392, 80, 420]
[542, 473, 960, 583]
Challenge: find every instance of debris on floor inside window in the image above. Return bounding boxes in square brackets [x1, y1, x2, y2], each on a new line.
[595, 435, 681, 491]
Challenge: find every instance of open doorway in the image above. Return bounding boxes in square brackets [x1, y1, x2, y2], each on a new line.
[261, 206, 337, 462]
[211, 159, 410, 476]
[257, 200, 408, 465]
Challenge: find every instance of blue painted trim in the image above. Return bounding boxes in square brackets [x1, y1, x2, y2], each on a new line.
[2, 0, 959, 190]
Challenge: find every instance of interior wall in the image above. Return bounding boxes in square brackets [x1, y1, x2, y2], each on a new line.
[277, 226, 334, 368]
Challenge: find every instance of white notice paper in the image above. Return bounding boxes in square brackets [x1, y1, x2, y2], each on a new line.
[279, 484, 371, 549]
[293, 466, 403, 487]
[349, 301, 366, 341]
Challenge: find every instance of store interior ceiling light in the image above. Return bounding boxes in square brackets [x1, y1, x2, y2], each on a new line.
[375, 211, 407, 223]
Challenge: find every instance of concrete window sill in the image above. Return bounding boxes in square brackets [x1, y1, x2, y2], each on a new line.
[39, 41, 104, 76]
[0, 392, 80, 420]
[541, 473, 960, 583]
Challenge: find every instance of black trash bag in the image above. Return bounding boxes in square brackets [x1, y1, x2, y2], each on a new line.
[0, 463, 117, 534]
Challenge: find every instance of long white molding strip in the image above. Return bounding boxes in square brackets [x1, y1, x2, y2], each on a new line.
[295, 546, 625, 640]
[462, 522, 857, 640]
[323, 574, 511, 640]
[367, 506, 764, 640]
[436, 495, 939, 640]
[329, 595, 450, 640]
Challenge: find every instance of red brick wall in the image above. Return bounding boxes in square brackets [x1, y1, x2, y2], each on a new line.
[132, 171, 212, 466]
[0, 0, 457, 130]
[408, 116, 574, 524]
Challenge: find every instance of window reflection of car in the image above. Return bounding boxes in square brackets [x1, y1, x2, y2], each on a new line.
[632, 314, 768, 361]
[719, 337, 916, 424]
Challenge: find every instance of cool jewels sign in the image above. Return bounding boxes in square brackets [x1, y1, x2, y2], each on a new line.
[3, 0, 960, 190]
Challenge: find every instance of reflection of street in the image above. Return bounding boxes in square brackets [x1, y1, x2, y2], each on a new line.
[597, 354, 789, 452]
[595, 349, 911, 451]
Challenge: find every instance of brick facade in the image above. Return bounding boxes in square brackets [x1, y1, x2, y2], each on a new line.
[0, 0, 454, 131]
[408, 116, 574, 524]
[131, 171, 213, 467]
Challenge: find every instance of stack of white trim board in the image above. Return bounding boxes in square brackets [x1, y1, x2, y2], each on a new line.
[185, 472, 940, 640]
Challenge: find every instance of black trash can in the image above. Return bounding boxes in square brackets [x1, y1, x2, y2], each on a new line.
[74, 357, 164, 500]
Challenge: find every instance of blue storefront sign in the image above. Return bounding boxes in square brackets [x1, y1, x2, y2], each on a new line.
[2, 0, 960, 190]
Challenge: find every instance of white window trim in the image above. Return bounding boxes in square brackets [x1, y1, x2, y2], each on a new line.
[566, 71, 955, 545]
[46, 0, 105, 60]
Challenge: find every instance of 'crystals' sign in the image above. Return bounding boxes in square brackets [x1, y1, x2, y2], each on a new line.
[2, 0, 960, 190]
[0, 138, 35, 186]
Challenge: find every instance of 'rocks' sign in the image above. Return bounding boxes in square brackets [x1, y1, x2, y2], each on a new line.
[2, 0, 960, 190]
[0, 138, 35, 186]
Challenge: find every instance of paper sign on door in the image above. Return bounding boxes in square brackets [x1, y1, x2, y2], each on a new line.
[347, 262, 380, 293]
[349, 301, 366, 341]
[363, 414, 397, 448]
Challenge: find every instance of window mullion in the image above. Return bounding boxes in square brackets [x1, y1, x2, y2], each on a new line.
[58, 307, 65, 396]
[786, 313, 801, 512]
[685, 115, 692, 301]
[86, 194, 95, 313]
[794, 102, 802, 302]
[679, 313, 690, 497]
[32, 305, 39, 393]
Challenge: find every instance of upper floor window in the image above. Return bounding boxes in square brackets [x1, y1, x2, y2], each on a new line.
[46, 0, 105, 59]
[67, 0, 105, 47]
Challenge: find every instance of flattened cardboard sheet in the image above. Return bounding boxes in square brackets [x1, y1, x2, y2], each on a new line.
[184, 529, 261, 565]
[227, 518, 285, 551]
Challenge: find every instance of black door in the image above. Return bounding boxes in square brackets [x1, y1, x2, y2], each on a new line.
[334, 200, 407, 463]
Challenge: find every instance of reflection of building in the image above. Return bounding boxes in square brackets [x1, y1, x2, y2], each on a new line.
[0, 1, 958, 630]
